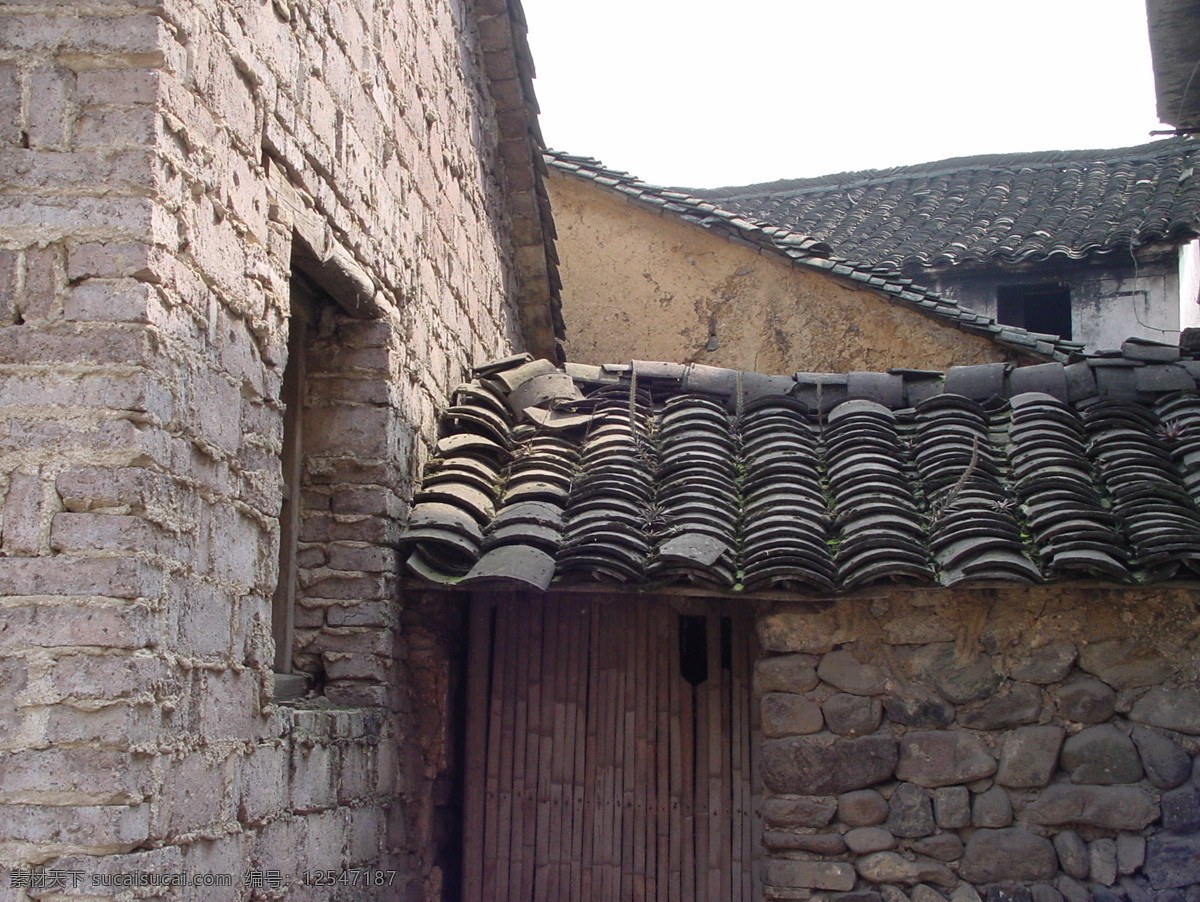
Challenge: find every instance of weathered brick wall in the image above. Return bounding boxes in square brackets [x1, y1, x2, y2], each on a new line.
[0, 0, 526, 898]
[755, 586, 1200, 900]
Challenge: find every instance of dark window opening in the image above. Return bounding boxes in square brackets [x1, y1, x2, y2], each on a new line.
[720, 615, 733, 671]
[679, 614, 709, 686]
[996, 282, 1072, 340]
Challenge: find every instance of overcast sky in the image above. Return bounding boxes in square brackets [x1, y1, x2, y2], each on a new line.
[519, 1, 1168, 190]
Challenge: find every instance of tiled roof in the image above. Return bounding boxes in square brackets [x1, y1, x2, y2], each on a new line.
[689, 139, 1200, 270]
[546, 151, 1084, 361]
[400, 338, 1200, 594]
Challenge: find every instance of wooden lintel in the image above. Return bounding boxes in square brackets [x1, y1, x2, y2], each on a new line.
[267, 161, 384, 319]
[402, 575, 1195, 606]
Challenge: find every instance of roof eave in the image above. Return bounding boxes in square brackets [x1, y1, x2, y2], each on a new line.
[471, 0, 563, 362]
[1147, 0, 1200, 129]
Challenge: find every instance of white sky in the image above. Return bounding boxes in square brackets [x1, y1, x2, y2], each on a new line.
[519, 0, 1169, 190]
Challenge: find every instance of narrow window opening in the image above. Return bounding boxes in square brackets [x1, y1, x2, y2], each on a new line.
[679, 614, 709, 686]
[720, 615, 733, 671]
[996, 282, 1073, 340]
[272, 273, 319, 699]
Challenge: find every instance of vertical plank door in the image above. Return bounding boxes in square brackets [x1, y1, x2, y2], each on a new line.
[463, 593, 759, 902]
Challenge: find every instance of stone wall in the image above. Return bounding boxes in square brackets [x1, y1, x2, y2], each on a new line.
[755, 586, 1200, 901]
[0, 0, 527, 898]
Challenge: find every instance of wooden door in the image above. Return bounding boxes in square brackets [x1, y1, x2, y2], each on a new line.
[463, 592, 759, 902]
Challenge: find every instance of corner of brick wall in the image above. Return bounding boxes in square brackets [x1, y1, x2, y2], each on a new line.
[0, 1, 527, 897]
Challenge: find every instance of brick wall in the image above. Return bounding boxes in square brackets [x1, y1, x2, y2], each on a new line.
[0, 0, 527, 898]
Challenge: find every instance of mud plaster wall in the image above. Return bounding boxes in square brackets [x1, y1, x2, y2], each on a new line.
[548, 173, 1016, 374]
[0, 1, 524, 899]
[753, 585, 1200, 901]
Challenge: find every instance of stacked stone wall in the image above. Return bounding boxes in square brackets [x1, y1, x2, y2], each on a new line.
[0, 0, 525, 898]
[755, 586, 1200, 902]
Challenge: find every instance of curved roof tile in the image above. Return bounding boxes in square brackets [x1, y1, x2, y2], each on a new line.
[401, 338, 1200, 594]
